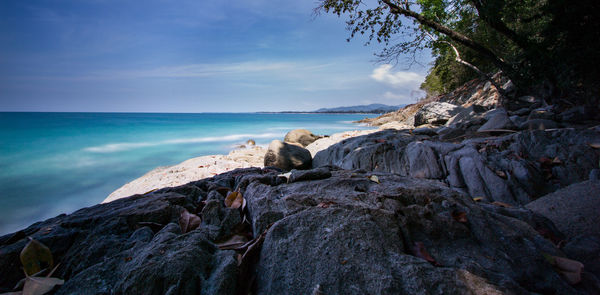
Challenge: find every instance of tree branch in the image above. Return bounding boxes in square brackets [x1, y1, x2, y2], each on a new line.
[381, 0, 508, 71]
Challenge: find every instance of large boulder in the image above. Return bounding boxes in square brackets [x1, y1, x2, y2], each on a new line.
[264, 140, 311, 171]
[243, 169, 580, 294]
[526, 180, 600, 239]
[413, 102, 463, 126]
[284, 129, 322, 147]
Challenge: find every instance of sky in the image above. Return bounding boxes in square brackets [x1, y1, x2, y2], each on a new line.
[0, 0, 432, 112]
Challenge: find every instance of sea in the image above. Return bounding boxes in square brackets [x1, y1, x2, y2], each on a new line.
[0, 112, 376, 235]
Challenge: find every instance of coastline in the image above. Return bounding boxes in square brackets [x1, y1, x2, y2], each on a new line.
[102, 127, 385, 203]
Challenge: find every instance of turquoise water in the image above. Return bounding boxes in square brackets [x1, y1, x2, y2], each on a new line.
[0, 112, 376, 234]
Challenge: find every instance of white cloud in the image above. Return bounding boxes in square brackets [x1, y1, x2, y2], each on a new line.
[382, 91, 408, 100]
[370, 64, 424, 88]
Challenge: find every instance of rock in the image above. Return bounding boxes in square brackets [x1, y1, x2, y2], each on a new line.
[509, 115, 526, 127]
[477, 108, 515, 132]
[403, 141, 443, 179]
[519, 119, 558, 130]
[0, 188, 239, 294]
[264, 140, 312, 171]
[526, 180, 600, 239]
[563, 235, 600, 279]
[0, 166, 595, 294]
[244, 170, 577, 294]
[437, 127, 467, 141]
[590, 169, 600, 181]
[284, 129, 322, 147]
[288, 167, 332, 183]
[446, 105, 486, 128]
[313, 128, 600, 205]
[413, 102, 463, 126]
[511, 108, 530, 116]
[558, 106, 587, 123]
[528, 106, 556, 120]
[412, 127, 439, 136]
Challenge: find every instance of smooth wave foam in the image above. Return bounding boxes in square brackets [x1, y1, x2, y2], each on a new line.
[84, 132, 283, 153]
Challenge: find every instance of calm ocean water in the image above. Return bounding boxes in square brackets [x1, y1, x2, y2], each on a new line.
[0, 112, 376, 235]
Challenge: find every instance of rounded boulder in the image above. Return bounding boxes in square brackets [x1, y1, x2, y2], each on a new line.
[264, 140, 312, 171]
[284, 129, 321, 147]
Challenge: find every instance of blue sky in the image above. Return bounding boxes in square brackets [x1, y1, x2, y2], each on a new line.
[0, 0, 431, 112]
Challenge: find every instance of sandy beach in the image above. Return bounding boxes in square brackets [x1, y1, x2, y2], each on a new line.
[102, 127, 388, 203]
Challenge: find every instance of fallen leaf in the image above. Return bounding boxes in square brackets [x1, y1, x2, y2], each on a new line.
[368, 175, 380, 184]
[20, 239, 54, 276]
[340, 260, 348, 265]
[278, 172, 292, 182]
[451, 211, 468, 223]
[494, 170, 507, 179]
[123, 257, 132, 262]
[22, 277, 64, 295]
[412, 242, 441, 266]
[224, 191, 244, 209]
[217, 235, 249, 250]
[178, 208, 201, 234]
[375, 139, 386, 143]
[544, 254, 584, 285]
[588, 142, 600, 149]
[472, 197, 483, 202]
[491, 201, 513, 208]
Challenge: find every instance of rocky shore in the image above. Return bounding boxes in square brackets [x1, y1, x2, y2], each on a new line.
[1, 77, 600, 294]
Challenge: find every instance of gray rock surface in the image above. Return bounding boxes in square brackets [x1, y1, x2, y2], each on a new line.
[313, 128, 600, 205]
[413, 102, 463, 126]
[519, 119, 559, 130]
[264, 140, 312, 171]
[446, 105, 486, 128]
[1, 166, 597, 294]
[244, 169, 577, 294]
[526, 180, 600, 238]
[477, 108, 515, 131]
[284, 129, 323, 147]
[0, 183, 241, 295]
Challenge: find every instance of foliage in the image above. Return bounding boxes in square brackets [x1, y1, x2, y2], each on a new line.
[318, 0, 599, 106]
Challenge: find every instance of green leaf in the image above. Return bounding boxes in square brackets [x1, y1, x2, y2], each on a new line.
[20, 239, 53, 276]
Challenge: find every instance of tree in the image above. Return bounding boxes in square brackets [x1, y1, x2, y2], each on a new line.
[317, 0, 599, 108]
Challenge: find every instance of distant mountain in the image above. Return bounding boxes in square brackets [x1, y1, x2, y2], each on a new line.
[314, 103, 405, 114]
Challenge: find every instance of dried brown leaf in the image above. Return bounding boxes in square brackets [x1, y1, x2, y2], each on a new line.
[412, 242, 441, 266]
[22, 277, 64, 295]
[588, 142, 600, 149]
[20, 239, 54, 276]
[472, 197, 483, 202]
[217, 235, 249, 250]
[178, 208, 201, 234]
[495, 170, 507, 179]
[451, 211, 468, 223]
[491, 201, 513, 208]
[224, 191, 244, 209]
[544, 254, 584, 285]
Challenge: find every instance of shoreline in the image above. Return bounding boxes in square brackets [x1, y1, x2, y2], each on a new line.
[102, 128, 386, 203]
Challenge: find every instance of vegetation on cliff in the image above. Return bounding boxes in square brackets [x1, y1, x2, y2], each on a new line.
[317, 0, 599, 108]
